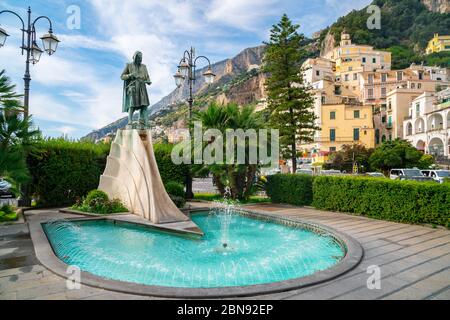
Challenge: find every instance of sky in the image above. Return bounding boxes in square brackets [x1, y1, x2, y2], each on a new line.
[0, 0, 371, 139]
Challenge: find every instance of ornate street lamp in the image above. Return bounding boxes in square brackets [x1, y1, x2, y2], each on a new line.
[0, 6, 60, 117]
[173, 47, 216, 199]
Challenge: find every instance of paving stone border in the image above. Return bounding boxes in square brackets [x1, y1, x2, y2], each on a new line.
[28, 209, 364, 298]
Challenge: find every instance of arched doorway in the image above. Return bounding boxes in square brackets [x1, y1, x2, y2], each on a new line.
[428, 137, 445, 157]
[415, 118, 425, 134]
[416, 140, 426, 152]
[406, 122, 413, 136]
[427, 114, 444, 131]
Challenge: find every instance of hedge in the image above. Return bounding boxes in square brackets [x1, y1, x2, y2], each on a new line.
[265, 174, 314, 206]
[27, 139, 110, 207]
[312, 176, 450, 227]
[265, 175, 450, 227]
[153, 144, 188, 186]
[27, 140, 188, 207]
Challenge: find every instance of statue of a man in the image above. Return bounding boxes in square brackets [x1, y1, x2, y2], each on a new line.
[121, 51, 152, 128]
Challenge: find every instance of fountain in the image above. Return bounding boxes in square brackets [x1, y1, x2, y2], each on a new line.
[210, 187, 236, 252]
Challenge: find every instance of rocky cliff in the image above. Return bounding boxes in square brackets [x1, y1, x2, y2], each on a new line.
[421, 0, 450, 13]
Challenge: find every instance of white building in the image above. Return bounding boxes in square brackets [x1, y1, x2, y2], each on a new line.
[403, 88, 450, 161]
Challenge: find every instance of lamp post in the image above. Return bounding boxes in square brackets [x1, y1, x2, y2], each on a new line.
[0, 6, 60, 118]
[173, 47, 216, 199]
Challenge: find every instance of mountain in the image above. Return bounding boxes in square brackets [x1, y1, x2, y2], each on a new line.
[83, 46, 266, 141]
[320, 0, 450, 56]
[422, 0, 450, 13]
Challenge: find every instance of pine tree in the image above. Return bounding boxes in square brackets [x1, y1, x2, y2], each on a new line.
[263, 14, 318, 173]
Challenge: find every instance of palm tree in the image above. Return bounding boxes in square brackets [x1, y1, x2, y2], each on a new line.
[0, 70, 40, 190]
[193, 102, 264, 200]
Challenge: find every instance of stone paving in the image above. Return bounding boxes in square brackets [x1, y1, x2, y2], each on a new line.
[0, 204, 449, 300]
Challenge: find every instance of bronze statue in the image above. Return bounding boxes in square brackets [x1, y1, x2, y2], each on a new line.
[121, 51, 152, 128]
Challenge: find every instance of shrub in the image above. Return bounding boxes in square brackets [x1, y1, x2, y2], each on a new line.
[164, 181, 186, 208]
[154, 144, 188, 186]
[312, 176, 450, 227]
[265, 174, 314, 206]
[165, 181, 185, 198]
[0, 205, 18, 222]
[27, 139, 110, 207]
[72, 190, 128, 214]
[85, 189, 109, 207]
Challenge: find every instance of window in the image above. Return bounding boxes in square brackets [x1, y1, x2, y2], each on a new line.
[418, 71, 423, 80]
[416, 103, 420, 115]
[316, 70, 320, 76]
[418, 83, 422, 89]
[368, 74, 374, 84]
[397, 71, 403, 81]
[411, 83, 415, 89]
[353, 128, 360, 141]
[381, 74, 387, 82]
[382, 116, 386, 123]
[353, 73, 358, 81]
[330, 111, 336, 120]
[362, 57, 366, 63]
[389, 134, 392, 141]
[354, 110, 360, 119]
[330, 129, 336, 142]
[381, 87, 387, 97]
[375, 129, 380, 144]
[329, 147, 337, 152]
[321, 96, 326, 104]
[382, 135, 386, 142]
[345, 74, 349, 81]
[372, 58, 376, 63]
[388, 116, 393, 127]
[349, 67, 353, 71]
[368, 88, 374, 99]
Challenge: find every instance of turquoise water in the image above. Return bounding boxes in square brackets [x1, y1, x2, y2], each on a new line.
[44, 212, 345, 288]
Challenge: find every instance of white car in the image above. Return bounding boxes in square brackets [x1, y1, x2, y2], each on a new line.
[321, 170, 342, 176]
[390, 169, 434, 182]
[421, 170, 450, 184]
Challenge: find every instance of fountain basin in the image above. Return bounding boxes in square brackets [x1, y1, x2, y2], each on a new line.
[35, 210, 363, 298]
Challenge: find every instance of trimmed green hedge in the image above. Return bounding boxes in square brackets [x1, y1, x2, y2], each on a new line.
[27, 140, 188, 207]
[265, 174, 314, 206]
[265, 175, 450, 227]
[153, 144, 188, 186]
[313, 176, 450, 227]
[27, 139, 110, 207]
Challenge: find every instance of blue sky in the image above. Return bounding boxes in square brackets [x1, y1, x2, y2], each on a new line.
[0, 0, 371, 138]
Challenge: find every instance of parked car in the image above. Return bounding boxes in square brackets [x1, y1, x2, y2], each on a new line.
[0, 178, 14, 198]
[296, 169, 313, 175]
[389, 169, 434, 182]
[366, 172, 385, 178]
[421, 170, 450, 184]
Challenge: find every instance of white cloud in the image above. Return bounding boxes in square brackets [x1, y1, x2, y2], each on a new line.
[207, 0, 279, 32]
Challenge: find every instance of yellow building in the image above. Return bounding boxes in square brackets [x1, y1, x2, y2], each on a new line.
[426, 33, 450, 54]
[318, 102, 376, 152]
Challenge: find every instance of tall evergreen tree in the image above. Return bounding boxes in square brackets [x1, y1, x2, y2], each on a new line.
[263, 14, 318, 173]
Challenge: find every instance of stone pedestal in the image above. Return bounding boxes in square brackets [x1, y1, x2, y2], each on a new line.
[99, 129, 189, 224]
